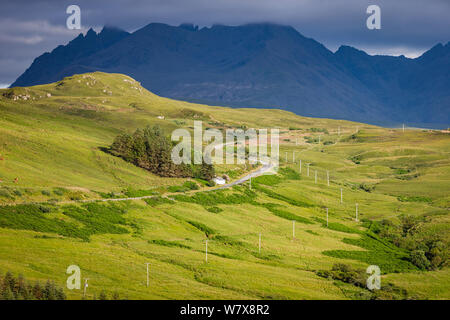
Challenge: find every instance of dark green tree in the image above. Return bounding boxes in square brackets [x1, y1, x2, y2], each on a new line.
[2, 287, 14, 300]
[32, 282, 43, 300]
[110, 125, 218, 181]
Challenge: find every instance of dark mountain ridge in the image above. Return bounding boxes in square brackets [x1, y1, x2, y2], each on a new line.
[11, 23, 450, 128]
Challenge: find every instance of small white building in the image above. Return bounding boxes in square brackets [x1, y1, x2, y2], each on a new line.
[213, 177, 226, 185]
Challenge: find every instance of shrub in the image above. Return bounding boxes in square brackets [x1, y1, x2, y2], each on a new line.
[395, 168, 410, 175]
[313, 217, 361, 234]
[174, 187, 256, 207]
[224, 169, 244, 179]
[317, 264, 409, 300]
[62, 203, 129, 239]
[253, 175, 282, 186]
[167, 181, 200, 193]
[194, 178, 209, 186]
[213, 235, 248, 248]
[317, 263, 366, 287]
[205, 180, 216, 187]
[304, 136, 318, 144]
[0, 188, 14, 200]
[0, 203, 130, 240]
[12, 189, 23, 197]
[98, 191, 117, 199]
[98, 290, 108, 300]
[253, 184, 314, 207]
[306, 230, 319, 236]
[410, 250, 431, 270]
[364, 219, 401, 244]
[206, 206, 223, 213]
[186, 220, 215, 237]
[183, 181, 199, 190]
[309, 128, 329, 134]
[365, 218, 447, 271]
[260, 203, 313, 224]
[148, 239, 191, 249]
[167, 185, 185, 193]
[323, 233, 417, 273]
[396, 173, 420, 180]
[279, 167, 300, 180]
[359, 183, 375, 192]
[53, 188, 68, 196]
[67, 191, 84, 201]
[350, 155, 362, 164]
[38, 205, 52, 213]
[144, 196, 174, 206]
[399, 215, 423, 237]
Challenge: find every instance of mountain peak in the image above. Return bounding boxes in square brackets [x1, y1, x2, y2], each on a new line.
[418, 42, 449, 61]
[9, 22, 449, 127]
[70, 32, 85, 44]
[335, 45, 368, 56]
[98, 26, 130, 46]
[85, 28, 97, 38]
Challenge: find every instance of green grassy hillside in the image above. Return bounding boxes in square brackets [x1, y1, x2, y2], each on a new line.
[0, 72, 448, 300]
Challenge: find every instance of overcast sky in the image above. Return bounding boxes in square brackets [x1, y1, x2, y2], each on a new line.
[0, 0, 449, 87]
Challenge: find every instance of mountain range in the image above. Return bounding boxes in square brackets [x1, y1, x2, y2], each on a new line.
[11, 23, 450, 128]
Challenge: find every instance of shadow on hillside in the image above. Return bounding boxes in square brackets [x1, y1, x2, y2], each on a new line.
[98, 146, 113, 155]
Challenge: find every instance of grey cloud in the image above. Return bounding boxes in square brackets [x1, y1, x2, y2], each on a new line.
[0, 0, 449, 84]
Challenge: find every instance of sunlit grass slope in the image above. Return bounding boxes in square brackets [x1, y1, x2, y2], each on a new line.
[0, 72, 448, 300]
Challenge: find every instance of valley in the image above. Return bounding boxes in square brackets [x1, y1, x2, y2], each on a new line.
[0, 72, 448, 300]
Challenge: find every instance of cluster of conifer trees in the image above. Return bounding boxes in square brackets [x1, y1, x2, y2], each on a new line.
[110, 125, 215, 181]
[0, 272, 66, 300]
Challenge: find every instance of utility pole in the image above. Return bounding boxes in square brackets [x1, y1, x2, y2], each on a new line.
[327, 170, 330, 186]
[340, 188, 343, 204]
[249, 177, 252, 190]
[292, 220, 295, 239]
[145, 263, 150, 287]
[259, 233, 261, 253]
[292, 151, 295, 163]
[318, 135, 321, 144]
[299, 159, 302, 173]
[83, 279, 89, 299]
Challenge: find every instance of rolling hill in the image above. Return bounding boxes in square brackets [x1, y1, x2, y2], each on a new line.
[0, 72, 449, 300]
[11, 23, 450, 128]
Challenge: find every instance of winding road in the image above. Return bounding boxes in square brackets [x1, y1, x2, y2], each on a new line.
[215, 160, 275, 190]
[46, 145, 276, 205]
